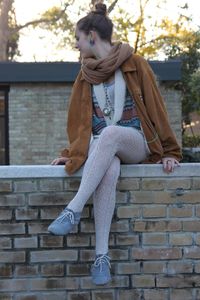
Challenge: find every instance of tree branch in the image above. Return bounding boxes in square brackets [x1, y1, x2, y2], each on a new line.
[108, 0, 119, 14]
[10, 2, 70, 35]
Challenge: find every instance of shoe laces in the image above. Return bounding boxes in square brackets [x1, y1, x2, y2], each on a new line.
[56, 208, 75, 224]
[93, 254, 111, 272]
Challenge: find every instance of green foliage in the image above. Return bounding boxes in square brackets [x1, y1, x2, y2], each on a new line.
[188, 70, 200, 112]
[183, 135, 200, 147]
[40, 6, 75, 46]
[166, 31, 200, 123]
[182, 148, 200, 162]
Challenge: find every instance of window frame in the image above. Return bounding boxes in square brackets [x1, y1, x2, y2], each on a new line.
[0, 85, 9, 165]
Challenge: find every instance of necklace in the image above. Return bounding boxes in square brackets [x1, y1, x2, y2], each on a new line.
[102, 83, 114, 118]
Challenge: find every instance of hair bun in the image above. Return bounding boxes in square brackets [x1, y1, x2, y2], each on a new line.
[94, 3, 107, 16]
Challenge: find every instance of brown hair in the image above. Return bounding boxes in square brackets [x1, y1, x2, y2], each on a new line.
[77, 3, 113, 43]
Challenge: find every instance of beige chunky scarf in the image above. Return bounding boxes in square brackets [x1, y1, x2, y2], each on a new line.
[81, 42, 133, 84]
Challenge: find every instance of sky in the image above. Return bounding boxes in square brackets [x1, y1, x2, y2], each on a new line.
[14, 0, 200, 62]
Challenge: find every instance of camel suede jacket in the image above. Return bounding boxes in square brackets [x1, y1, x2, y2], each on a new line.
[61, 53, 182, 175]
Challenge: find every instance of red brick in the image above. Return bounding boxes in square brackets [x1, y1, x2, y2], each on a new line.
[117, 178, 140, 191]
[183, 221, 200, 231]
[169, 289, 193, 300]
[14, 237, 38, 248]
[39, 179, 63, 191]
[0, 209, 12, 220]
[14, 180, 37, 192]
[67, 264, 90, 276]
[0, 194, 25, 206]
[141, 178, 167, 190]
[64, 178, 81, 191]
[196, 206, 200, 217]
[40, 264, 64, 276]
[130, 191, 174, 204]
[80, 250, 96, 262]
[169, 205, 193, 218]
[68, 292, 91, 300]
[15, 208, 38, 220]
[40, 207, 64, 220]
[0, 294, 12, 300]
[0, 237, 12, 249]
[156, 275, 194, 288]
[28, 223, 49, 234]
[40, 235, 63, 248]
[116, 191, 128, 203]
[67, 235, 90, 247]
[117, 262, 140, 274]
[168, 261, 193, 274]
[116, 234, 139, 246]
[117, 205, 140, 218]
[169, 233, 193, 246]
[143, 261, 167, 274]
[132, 274, 155, 287]
[110, 249, 129, 260]
[0, 181, 12, 192]
[143, 233, 167, 245]
[184, 246, 200, 259]
[117, 289, 141, 300]
[14, 294, 40, 300]
[0, 266, 12, 277]
[143, 289, 168, 300]
[111, 220, 129, 232]
[142, 205, 166, 218]
[0, 251, 25, 263]
[192, 177, 200, 189]
[132, 248, 182, 260]
[0, 223, 25, 235]
[0, 279, 29, 291]
[132, 220, 181, 232]
[80, 275, 129, 289]
[28, 192, 74, 206]
[30, 250, 77, 263]
[15, 265, 38, 277]
[30, 277, 79, 290]
[92, 290, 115, 300]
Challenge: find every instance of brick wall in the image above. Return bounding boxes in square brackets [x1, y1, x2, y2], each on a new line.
[8, 83, 182, 165]
[0, 163, 200, 300]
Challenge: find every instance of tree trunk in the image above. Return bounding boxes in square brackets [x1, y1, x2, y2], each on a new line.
[0, 0, 13, 60]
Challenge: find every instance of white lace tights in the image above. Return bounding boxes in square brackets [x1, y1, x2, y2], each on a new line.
[67, 125, 150, 255]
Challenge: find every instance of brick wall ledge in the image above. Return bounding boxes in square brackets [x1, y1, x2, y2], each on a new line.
[0, 163, 199, 179]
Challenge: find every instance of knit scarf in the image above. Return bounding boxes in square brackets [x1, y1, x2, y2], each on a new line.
[81, 42, 133, 84]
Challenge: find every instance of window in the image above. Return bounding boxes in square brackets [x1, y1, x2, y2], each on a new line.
[0, 87, 9, 165]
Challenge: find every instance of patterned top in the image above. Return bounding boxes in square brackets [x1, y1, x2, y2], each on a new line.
[92, 81, 141, 136]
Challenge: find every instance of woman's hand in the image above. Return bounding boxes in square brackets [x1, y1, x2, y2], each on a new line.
[51, 157, 69, 165]
[157, 157, 180, 173]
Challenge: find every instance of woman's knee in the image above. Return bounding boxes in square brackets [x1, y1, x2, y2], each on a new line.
[99, 125, 120, 144]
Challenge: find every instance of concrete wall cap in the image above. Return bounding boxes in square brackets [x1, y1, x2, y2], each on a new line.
[0, 163, 199, 179]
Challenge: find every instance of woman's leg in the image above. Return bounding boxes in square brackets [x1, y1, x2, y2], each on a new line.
[67, 125, 149, 213]
[93, 155, 120, 255]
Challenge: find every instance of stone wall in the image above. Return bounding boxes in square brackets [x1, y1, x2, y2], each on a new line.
[0, 163, 200, 300]
[8, 83, 182, 165]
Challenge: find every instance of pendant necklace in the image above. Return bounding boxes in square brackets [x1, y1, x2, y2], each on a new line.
[102, 83, 114, 119]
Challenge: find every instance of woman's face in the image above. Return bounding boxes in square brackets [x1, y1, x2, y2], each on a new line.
[75, 27, 93, 58]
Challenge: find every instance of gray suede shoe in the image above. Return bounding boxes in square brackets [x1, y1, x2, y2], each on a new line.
[48, 208, 81, 235]
[91, 254, 111, 285]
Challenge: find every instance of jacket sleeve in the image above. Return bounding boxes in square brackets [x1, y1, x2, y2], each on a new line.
[135, 55, 182, 160]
